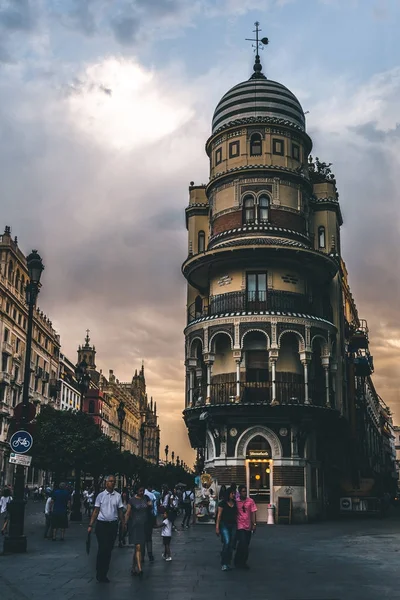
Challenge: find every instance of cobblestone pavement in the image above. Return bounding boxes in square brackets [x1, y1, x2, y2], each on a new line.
[2, 502, 400, 599]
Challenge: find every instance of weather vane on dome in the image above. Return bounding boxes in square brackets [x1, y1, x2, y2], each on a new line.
[246, 21, 269, 80]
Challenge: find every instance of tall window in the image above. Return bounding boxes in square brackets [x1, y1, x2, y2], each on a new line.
[243, 195, 256, 223]
[198, 230, 205, 253]
[20, 276, 25, 294]
[250, 133, 262, 156]
[229, 141, 240, 158]
[215, 148, 222, 165]
[272, 139, 284, 156]
[247, 272, 267, 310]
[318, 226, 326, 248]
[8, 260, 13, 282]
[258, 195, 269, 222]
[15, 269, 20, 291]
[89, 400, 95, 414]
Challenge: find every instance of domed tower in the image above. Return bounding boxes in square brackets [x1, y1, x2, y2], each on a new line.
[183, 25, 345, 523]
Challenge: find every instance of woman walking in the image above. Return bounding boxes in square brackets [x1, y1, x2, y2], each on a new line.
[215, 487, 237, 571]
[1, 488, 12, 536]
[125, 485, 152, 577]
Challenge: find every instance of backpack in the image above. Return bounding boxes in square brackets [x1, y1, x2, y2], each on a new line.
[183, 491, 192, 505]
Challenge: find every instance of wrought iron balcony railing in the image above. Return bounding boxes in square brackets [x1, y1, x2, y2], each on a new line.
[188, 379, 331, 408]
[187, 290, 333, 324]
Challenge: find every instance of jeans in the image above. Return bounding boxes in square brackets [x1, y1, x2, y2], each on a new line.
[44, 514, 52, 538]
[220, 523, 236, 566]
[234, 529, 252, 566]
[182, 504, 192, 527]
[95, 521, 118, 579]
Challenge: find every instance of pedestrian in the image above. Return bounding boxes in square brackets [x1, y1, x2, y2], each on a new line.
[143, 483, 157, 562]
[216, 487, 237, 571]
[88, 475, 125, 584]
[44, 492, 53, 538]
[0, 488, 12, 536]
[219, 484, 227, 501]
[51, 482, 71, 542]
[24, 485, 29, 501]
[161, 508, 173, 561]
[234, 485, 257, 570]
[181, 487, 194, 529]
[118, 489, 129, 548]
[160, 484, 171, 510]
[124, 484, 153, 577]
[168, 487, 180, 531]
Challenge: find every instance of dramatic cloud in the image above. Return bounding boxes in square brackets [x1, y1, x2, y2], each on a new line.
[1, 1, 399, 463]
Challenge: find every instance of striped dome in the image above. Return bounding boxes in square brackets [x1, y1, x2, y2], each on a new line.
[212, 78, 305, 133]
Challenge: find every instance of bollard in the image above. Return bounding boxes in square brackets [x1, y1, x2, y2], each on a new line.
[267, 503, 275, 525]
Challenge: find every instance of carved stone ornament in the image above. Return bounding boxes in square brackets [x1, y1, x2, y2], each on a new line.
[236, 426, 282, 458]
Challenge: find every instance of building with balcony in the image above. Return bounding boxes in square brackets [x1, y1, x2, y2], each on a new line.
[0, 226, 60, 487]
[182, 41, 395, 522]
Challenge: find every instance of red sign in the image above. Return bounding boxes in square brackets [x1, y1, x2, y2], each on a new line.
[13, 402, 37, 423]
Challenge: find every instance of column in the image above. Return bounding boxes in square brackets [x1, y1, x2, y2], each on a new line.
[195, 367, 204, 405]
[189, 369, 194, 407]
[322, 356, 330, 408]
[300, 352, 311, 405]
[206, 362, 212, 403]
[270, 359, 278, 406]
[236, 359, 241, 400]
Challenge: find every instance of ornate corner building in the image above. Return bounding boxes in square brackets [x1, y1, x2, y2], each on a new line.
[182, 43, 395, 522]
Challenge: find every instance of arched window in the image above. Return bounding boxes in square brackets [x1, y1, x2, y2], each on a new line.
[318, 226, 326, 248]
[88, 400, 95, 414]
[250, 133, 262, 156]
[15, 269, 20, 291]
[258, 195, 270, 222]
[198, 230, 205, 253]
[20, 275, 25, 294]
[243, 195, 256, 224]
[8, 260, 13, 282]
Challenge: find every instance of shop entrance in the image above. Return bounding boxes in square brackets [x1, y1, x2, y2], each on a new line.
[246, 435, 272, 505]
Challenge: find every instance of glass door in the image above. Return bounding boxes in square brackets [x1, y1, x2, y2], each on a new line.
[246, 272, 267, 311]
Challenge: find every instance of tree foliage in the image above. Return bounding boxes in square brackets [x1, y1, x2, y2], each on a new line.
[32, 406, 194, 489]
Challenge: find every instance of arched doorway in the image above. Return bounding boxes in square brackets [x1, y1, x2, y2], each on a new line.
[246, 435, 272, 503]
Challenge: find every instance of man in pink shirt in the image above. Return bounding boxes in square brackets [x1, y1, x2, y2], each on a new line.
[234, 485, 257, 570]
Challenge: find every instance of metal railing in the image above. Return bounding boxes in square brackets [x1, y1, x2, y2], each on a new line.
[187, 290, 333, 324]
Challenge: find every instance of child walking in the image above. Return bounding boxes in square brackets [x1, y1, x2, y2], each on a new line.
[161, 509, 173, 561]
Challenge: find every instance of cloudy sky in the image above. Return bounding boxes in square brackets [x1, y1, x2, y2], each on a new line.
[1, 0, 399, 463]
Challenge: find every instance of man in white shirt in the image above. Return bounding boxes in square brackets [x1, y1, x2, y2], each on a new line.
[144, 483, 157, 562]
[88, 475, 125, 583]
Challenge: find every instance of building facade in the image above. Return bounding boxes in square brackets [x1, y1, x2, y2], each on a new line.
[0, 226, 60, 487]
[182, 44, 395, 522]
[57, 353, 81, 411]
[76, 334, 160, 462]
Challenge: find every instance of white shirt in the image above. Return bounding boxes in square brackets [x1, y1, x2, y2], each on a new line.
[145, 489, 157, 517]
[95, 490, 124, 522]
[45, 498, 52, 515]
[161, 518, 172, 537]
[0, 496, 12, 513]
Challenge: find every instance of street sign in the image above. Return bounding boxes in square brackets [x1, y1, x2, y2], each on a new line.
[13, 402, 36, 423]
[9, 452, 32, 466]
[9, 430, 33, 454]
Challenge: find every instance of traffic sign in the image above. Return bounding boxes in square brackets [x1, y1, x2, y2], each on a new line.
[9, 430, 33, 454]
[13, 402, 36, 423]
[9, 453, 32, 466]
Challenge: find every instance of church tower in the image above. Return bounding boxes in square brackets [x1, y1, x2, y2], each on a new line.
[77, 330, 96, 370]
[182, 23, 388, 522]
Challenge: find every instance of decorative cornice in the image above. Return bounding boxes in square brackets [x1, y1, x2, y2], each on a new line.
[206, 164, 312, 195]
[208, 225, 311, 247]
[184, 312, 336, 335]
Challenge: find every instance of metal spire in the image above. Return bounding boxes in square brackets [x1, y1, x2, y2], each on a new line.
[246, 21, 269, 79]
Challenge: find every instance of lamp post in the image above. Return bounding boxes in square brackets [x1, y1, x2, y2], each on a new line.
[4, 250, 44, 553]
[171, 451, 175, 465]
[70, 359, 90, 522]
[117, 401, 126, 490]
[140, 422, 146, 459]
[165, 445, 169, 464]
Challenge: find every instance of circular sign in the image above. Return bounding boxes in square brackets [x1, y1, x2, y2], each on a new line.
[13, 402, 36, 423]
[229, 428, 238, 437]
[9, 430, 33, 454]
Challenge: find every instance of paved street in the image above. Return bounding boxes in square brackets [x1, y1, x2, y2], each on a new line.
[2, 502, 400, 599]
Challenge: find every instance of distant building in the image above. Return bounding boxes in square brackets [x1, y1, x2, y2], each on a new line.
[57, 353, 81, 411]
[0, 226, 60, 487]
[182, 37, 396, 522]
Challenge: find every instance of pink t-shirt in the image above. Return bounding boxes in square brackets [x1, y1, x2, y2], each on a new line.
[236, 497, 257, 530]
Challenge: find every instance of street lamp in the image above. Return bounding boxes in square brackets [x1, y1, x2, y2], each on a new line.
[117, 401, 126, 490]
[140, 422, 146, 459]
[165, 445, 169, 464]
[70, 359, 91, 522]
[171, 451, 175, 464]
[4, 250, 44, 553]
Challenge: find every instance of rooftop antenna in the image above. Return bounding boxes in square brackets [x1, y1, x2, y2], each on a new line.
[246, 21, 269, 79]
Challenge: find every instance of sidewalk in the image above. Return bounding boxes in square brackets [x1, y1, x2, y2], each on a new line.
[2, 502, 400, 599]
